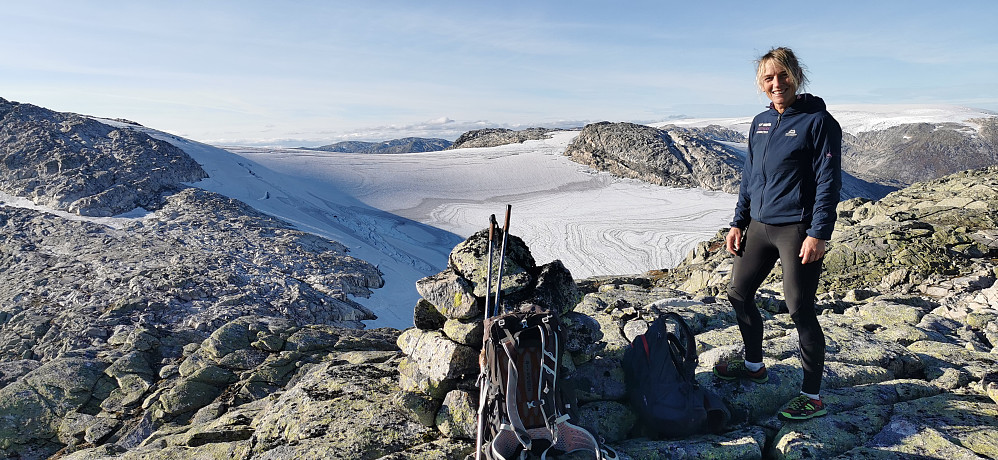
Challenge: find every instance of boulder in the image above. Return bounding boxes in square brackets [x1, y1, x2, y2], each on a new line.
[413, 298, 447, 330]
[396, 329, 478, 382]
[415, 269, 480, 320]
[435, 390, 477, 440]
[442, 318, 483, 347]
[528, 259, 583, 315]
[447, 229, 535, 301]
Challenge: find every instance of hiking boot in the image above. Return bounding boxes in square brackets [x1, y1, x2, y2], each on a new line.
[778, 394, 828, 421]
[713, 360, 769, 383]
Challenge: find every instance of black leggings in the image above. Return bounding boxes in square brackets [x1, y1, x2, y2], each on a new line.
[728, 220, 826, 395]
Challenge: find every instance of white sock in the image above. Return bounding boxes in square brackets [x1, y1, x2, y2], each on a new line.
[801, 391, 820, 400]
[743, 360, 764, 372]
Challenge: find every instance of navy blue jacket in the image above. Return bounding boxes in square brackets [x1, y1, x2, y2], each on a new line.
[731, 94, 842, 240]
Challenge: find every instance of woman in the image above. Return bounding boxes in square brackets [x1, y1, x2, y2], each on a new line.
[712, 47, 842, 421]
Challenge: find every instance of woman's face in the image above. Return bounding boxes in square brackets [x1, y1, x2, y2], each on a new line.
[760, 60, 796, 113]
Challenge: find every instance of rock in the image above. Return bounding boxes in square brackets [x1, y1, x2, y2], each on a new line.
[786, 392, 998, 459]
[83, 417, 121, 445]
[0, 98, 209, 216]
[614, 426, 767, 460]
[843, 120, 998, 188]
[529, 259, 583, 316]
[283, 326, 341, 352]
[575, 400, 635, 443]
[415, 269, 480, 320]
[449, 127, 555, 149]
[158, 380, 223, 417]
[0, 188, 384, 366]
[772, 403, 893, 460]
[448, 228, 536, 302]
[0, 357, 109, 457]
[435, 390, 477, 440]
[202, 321, 252, 359]
[907, 339, 998, 381]
[396, 329, 478, 382]
[442, 318, 483, 347]
[413, 298, 447, 330]
[572, 356, 627, 403]
[0, 359, 41, 387]
[394, 391, 441, 427]
[105, 351, 154, 380]
[397, 357, 456, 400]
[561, 312, 604, 361]
[249, 359, 434, 458]
[100, 373, 154, 412]
[564, 122, 743, 193]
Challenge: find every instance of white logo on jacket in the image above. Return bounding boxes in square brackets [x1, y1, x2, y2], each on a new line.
[785, 129, 797, 137]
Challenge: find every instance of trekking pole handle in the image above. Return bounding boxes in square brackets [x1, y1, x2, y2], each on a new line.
[502, 204, 511, 233]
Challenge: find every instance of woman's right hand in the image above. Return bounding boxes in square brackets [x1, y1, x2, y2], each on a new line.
[725, 227, 743, 255]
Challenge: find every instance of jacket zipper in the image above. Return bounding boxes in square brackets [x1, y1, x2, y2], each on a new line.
[759, 111, 783, 213]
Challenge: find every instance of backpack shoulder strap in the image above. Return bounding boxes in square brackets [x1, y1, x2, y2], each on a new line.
[662, 312, 697, 378]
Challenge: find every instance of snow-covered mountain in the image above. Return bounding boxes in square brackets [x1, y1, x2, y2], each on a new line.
[662, 104, 998, 137]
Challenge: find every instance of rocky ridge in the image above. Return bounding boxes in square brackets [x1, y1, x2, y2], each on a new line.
[0, 98, 208, 217]
[0, 188, 389, 458]
[307, 137, 453, 154]
[564, 122, 744, 193]
[0, 99, 389, 457]
[842, 117, 998, 188]
[448, 128, 559, 149]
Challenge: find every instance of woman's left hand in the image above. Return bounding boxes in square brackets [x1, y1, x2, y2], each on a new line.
[799, 236, 826, 264]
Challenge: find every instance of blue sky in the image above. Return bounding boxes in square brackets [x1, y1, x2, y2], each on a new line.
[2, 0, 996, 146]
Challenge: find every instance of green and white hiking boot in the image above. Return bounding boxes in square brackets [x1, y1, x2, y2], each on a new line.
[713, 360, 769, 383]
[778, 394, 828, 421]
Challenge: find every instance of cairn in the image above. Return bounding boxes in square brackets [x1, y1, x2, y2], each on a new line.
[395, 228, 587, 438]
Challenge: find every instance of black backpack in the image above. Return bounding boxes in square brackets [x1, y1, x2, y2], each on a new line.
[477, 305, 617, 460]
[621, 312, 730, 438]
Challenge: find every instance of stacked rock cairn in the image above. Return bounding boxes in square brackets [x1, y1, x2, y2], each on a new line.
[395, 228, 596, 439]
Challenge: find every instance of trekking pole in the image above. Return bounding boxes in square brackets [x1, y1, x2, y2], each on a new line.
[483, 214, 497, 319]
[475, 214, 498, 460]
[492, 205, 512, 316]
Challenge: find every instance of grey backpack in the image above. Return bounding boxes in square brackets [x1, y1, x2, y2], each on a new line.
[478, 306, 617, 459]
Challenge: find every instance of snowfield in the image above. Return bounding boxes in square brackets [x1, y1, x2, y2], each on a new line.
[222, 131, 736, 328]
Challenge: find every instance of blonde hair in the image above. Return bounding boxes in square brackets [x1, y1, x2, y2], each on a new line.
[756, 47, 808, 94]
